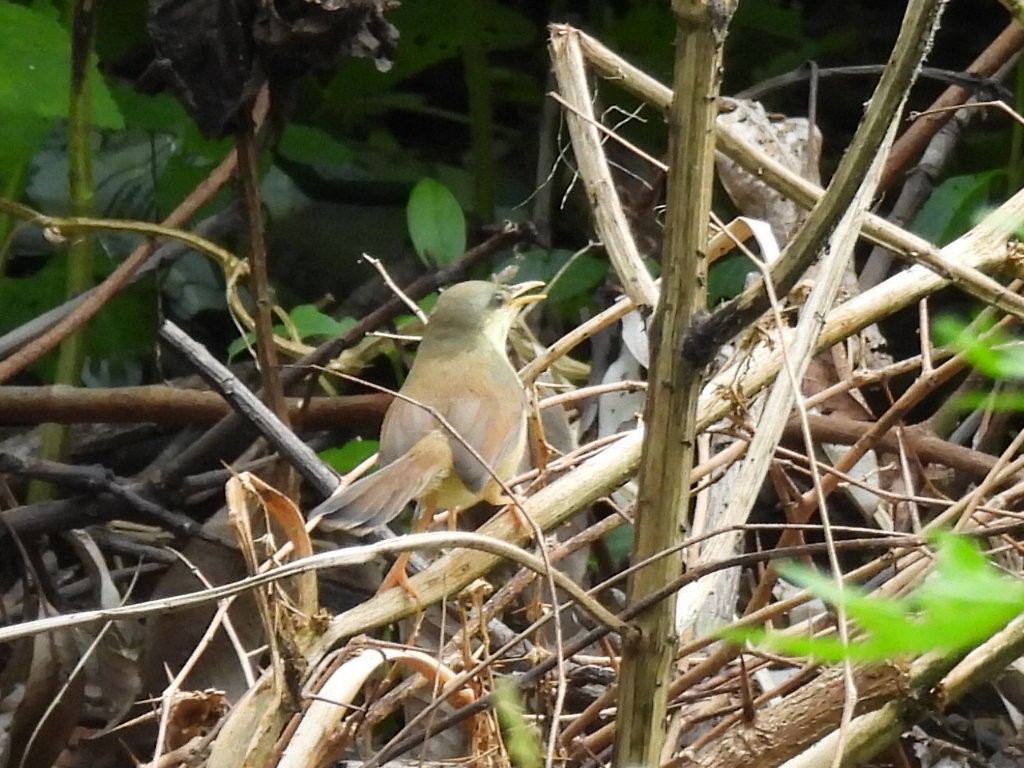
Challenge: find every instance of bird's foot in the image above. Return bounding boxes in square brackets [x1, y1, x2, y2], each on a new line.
[498, 496, 531, 530]
[378, 552, 423, 609]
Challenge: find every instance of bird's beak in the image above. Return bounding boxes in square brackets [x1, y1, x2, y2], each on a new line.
[508, 280, 546, 308]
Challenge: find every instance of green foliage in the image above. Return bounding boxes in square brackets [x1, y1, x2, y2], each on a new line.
[603, 525, 634, 564]
[721, 533, 1024, 663]
[320, 439, 380, 473]
[407, 178, 466, 265]
[276, 124, 354, 168]
[498, 247, 609, 309]
[287, 305, 355, 339]
[708, 252, 756, 306]
[932, 316, 1024, 380]
[912, 171, 1005, 246]
[0, 3, 122, 129]
[227, 306, 355, 359]
[494, 680, 543, 768]
[930, 316, 1024, 411]
[0, 253, 154, 385]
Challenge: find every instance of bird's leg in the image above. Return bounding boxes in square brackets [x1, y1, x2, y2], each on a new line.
[485, 486, 530, 530]
[378, 500, 440, 605]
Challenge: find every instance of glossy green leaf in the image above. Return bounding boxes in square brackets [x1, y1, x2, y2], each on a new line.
[407, 178, 466, 265]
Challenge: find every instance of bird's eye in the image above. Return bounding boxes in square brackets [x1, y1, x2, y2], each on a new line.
[490, 292, 504, 307]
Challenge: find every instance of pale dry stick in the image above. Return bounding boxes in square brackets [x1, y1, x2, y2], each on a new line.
[676, 94, 891, 664]
[520, 295, 636, 385]
[538, 380, 646, 410]
[716, 486, 1024, 767]
[548, 25, 659, 309]
[776, 445, 960, 513]
[668, 509, 1024, 761]
[896, 428, 923, 532]
[791, 299, 1022, 524]
[363, 254, 429, 324]
[919, 298, 934, 373]
[571, 28, 1024, 322]
[374, 479, 798, 766]
[547, 91, 668, 172]
[0, 531, 629, 645]
[389, 528, 938, 766]
[689, 349, 953, 490]
[742, 353, 970, 649]
[953, 440, 1024, 531]
[911, 98, 1024, 127]
[370, 514, 676, 768]
[228, 480, 294, 698]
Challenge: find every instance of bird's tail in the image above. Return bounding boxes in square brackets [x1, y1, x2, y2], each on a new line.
[310, 430, 452, 534]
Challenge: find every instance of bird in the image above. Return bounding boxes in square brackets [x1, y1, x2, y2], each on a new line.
[311, 279, 545, 593]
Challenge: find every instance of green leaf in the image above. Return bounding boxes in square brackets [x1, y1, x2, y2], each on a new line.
[493, 247, 608, 309]
[288, 305, 354, 339]
[0, 110, 51, 176]
[708, 252, 756, 305]
[407, 178, 466, 265]
[911, 170, 1004, 246]
[721, 533, 1024, 663]
[494, 680, 543, 768]
[109, 85, 193, 134]
[227, 306, 354, 360]
[320, 440, 380, 473]
[548, 253, 608, 303]
[0, 3, 123, 128]
[276, 124, 353, 167]
[933, 316, 1024, 380]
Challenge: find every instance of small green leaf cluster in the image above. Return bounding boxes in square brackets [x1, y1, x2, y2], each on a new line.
[721, 534, 1024, 663]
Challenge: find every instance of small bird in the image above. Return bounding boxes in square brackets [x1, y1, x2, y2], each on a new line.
[311, 280, 544, 591]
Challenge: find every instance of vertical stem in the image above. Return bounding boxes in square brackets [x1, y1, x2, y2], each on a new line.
[612, 2, 732, 766]
[0, 160, 28, 283]
[236, 108, 290, 426]
[1008, 56, 1024, 193]
[29, 0, 96, 502]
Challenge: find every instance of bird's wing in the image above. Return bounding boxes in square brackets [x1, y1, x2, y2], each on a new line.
[377, 394, 439, 465]
[442, 366, 527, 495]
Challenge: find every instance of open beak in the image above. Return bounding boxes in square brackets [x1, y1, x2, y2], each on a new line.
[507, 280, 547, 308]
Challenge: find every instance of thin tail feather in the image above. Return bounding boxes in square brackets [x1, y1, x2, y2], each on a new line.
[312, 431, 451, 534]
